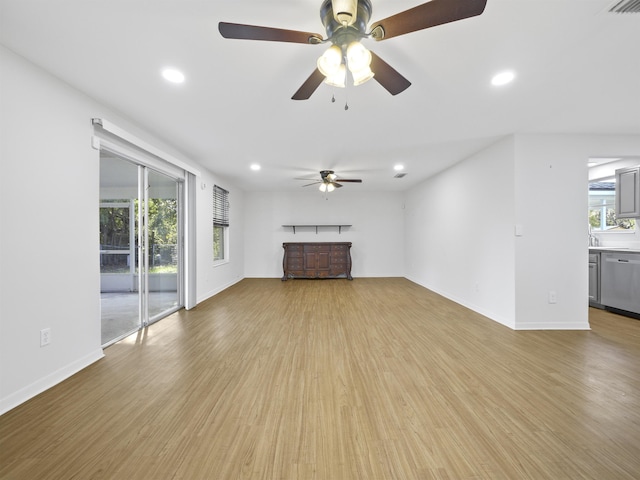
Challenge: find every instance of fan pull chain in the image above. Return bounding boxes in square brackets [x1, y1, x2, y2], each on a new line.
[344, 71, 350, 111]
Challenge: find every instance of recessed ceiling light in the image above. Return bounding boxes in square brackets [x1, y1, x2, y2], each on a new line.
[394, 164, 404, 171]
[162, 68, 185, 84]
[491, 70, 515, 86]
[250, 163, 261, 171]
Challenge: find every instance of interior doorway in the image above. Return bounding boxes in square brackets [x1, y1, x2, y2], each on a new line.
[99, 151, 183, 346]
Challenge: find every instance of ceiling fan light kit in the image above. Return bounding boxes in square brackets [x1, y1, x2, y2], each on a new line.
[319, 182, 336, 192]
[300, 170, 363, 194]
[219, 0, 488, 100]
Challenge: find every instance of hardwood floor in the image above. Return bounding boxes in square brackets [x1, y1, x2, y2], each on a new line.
[1, 278, 640, 479]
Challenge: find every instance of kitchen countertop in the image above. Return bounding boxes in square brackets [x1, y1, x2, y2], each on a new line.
[589, 247, 640, 253]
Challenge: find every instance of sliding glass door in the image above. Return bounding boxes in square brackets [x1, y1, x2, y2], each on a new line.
[145, 168, 182, 323]
[99, 151, 183, 346]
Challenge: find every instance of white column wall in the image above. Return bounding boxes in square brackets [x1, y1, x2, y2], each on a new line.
[513, 134, 640, 329]
[404, 137, 517, 328]
[404, 133, 640, 330]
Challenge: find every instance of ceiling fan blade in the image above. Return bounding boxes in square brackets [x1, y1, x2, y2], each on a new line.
[302, 181, 322, 187]
[369, 51, 411, 95]
[336, 179, 363, 183]
[369, 0, 487, 41]
[332, 182, 344, 188]
[219, 22, 323, 44]
[292, 68, 326, 100]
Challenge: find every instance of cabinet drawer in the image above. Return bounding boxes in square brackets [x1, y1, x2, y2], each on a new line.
[331, 244, 348, 252]
[286, 270, 304, 278]
[304, 245, 331, 253]
[286, 259, 303, 269]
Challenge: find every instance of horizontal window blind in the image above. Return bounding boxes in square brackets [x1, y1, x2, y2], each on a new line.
[213, 185, 229, 227]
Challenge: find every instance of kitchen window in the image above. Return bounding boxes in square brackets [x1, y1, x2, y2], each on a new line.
[588, 181, 636, 231]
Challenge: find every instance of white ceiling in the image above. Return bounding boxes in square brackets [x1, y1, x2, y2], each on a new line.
[1, 0, 639, 192]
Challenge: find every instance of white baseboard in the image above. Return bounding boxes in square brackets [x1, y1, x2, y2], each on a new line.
[404, 275, 516, 329]
[196, 277, 244, 305]
[0, 349, 104, 416]
[514, 322, 590, 330]
[404, 276, 590, 331]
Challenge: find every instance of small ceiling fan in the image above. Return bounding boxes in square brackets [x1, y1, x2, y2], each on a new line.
[219, 0, 487, 100]
[302, 170, 363, 192]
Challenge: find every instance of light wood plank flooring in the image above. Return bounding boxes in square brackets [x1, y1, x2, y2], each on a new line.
[2, 278, 640, 479]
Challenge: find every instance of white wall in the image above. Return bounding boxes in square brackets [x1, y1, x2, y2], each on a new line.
[244, 190, 405, 278]
[0, 46, 241, 413]
[196, 174, 245, 303]
[405, 133, 640, 330]
[513, 134, 640, 329]
[1, 46, 104, 413]
[404, 137, 517, 328]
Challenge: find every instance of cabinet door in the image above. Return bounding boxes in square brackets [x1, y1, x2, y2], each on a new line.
[616, 166, 640, 218]
[317, 252, 330, 270]
[303, 253, 315, 270]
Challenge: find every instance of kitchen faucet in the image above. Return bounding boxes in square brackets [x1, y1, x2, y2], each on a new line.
[588, 225, 598, 246]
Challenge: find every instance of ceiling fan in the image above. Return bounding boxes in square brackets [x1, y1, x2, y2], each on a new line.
[302, 170, 363, 192]
[219, 0, 487, 100]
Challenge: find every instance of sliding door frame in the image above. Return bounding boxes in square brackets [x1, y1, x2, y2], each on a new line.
[95, 119, 198, 346]
[93, 118, 199, 311]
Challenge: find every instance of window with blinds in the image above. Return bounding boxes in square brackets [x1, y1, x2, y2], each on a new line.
[213, 185, 229, 227]
[213, 185, 229, 262]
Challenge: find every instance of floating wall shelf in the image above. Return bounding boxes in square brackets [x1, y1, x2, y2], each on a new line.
[282, 225, 352, 234]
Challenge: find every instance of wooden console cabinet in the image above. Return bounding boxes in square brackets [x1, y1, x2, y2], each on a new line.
[282, 242, 352, 281]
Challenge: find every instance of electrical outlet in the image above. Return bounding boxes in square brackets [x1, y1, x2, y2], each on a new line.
[40, 328, 51, 347]
[548, 291, 557, 304]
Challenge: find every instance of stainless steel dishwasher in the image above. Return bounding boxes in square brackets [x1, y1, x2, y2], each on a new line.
[600, 252, 640, 315]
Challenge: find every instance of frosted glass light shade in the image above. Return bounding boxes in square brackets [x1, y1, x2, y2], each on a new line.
[319, 182, 336, 193]
[324, 64, 346, 88]
[351, 65, 374, 86]
[346, 42, 372, 73]
[317, 45, 343, 77]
